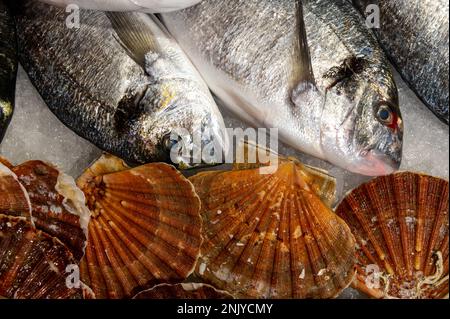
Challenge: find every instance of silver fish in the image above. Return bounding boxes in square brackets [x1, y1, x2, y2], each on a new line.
[353, 0, 449, 125]
[162, 0, 403, 176]
[0, 0, 17, 143]
[38, 0, 202, 13]
[16, 0, 226, 166]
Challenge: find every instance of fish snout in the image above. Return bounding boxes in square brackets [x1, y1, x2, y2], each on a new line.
[351, 148, 402, 176]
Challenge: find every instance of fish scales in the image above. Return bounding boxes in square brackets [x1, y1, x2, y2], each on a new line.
[0, 0, 17, 143]
[16, 0, 226, 165]
[162, 0, 403, 176]
[354, 0, 449, 124]
[38, 0, 203, 13]
[17, 9, 141, 157]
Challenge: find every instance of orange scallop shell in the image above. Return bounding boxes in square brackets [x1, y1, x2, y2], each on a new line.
[12, 161, 90, 261]
[189, 160, 356, 299]
[336, 172, 449, 299]
[0, 156, 13, 169]
[77, 154, 202, 299]
[133, 283, 233, 299]
[0, 216, 84, 299]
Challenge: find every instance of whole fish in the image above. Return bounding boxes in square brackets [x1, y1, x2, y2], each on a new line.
[0, 0, 17, 143]
[39, 0, 202, 13]
[162, 0, 403, 176]
[353, 0, 449, 125]
[16, 0, 226, 166]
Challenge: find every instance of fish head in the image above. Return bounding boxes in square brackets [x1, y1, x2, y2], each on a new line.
[139, 93, 228, 168]
[320, 55, 403, 176]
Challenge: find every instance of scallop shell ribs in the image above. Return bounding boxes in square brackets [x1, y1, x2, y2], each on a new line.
[0, 163, 31, 218]
[336, 172, 449, 299]
[0, 216, 84, 299]
[190, 160, 356, 299]
[12, 161, 90, 261]
[77, 155, 202, 299]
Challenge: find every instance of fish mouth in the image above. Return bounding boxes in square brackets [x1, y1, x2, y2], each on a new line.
[349, 149, 402, 176]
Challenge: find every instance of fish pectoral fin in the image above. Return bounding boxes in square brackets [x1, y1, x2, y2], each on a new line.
[290, 1, 324, 108]
[290, 80, 323, 108]
[294, 0, 316, 86]
[106, 12, 160, 68]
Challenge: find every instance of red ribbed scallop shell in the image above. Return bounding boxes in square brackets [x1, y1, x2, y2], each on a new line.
[77, 155, 202, 299]
[0, 216, 84, 299]
[12, 161, 90, 261]
[190, 160, 356, 299]
[336, 172, 449, 299]
[133, 283, 233, 299]
[0, 163, 31, 218]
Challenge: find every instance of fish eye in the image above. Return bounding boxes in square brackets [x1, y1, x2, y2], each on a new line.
[377, 105, 393, 124]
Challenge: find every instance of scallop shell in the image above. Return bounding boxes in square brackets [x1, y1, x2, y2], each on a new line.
[133, 283, 233, 299]
[0, 215, 84, 299]
[0, 156, 13, 169]
[233, 141, 337, 207]
[0, 163, 31, 218]
[189, 160, 356, 299]
[12, 161, 90, 261]
[336, 172, 449, 299]
[77, 154, 202, 299]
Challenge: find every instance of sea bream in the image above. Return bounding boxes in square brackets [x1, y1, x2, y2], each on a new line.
[0, 0, 17, 143]
[38, 0, 203, 13]
[162, 0, 404, 176]
[15, 0, 227, 166]
[353, 0, 449, 125]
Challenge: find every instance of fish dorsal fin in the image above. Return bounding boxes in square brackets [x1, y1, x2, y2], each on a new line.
[106, 12, 160, 68]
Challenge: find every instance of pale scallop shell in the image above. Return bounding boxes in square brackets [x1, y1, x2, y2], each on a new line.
[190, 160, 356, 299]
[336, 172, 449, 299]
[77, 154, 202, 299]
